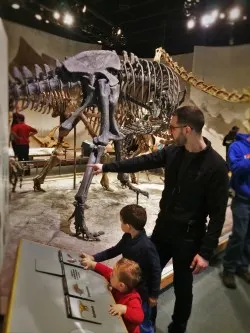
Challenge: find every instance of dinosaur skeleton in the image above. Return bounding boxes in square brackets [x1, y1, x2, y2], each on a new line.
[32, 126, 70, 149]
[154, 47, 250, 103]
[9, 49, 183, 240]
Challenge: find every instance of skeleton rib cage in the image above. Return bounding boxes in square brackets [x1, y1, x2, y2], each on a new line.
[9, 50, 181, 136]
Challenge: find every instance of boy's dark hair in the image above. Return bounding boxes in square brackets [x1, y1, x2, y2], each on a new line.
[17, 113, 25, 122]
[173, 105, 204, 134]
[120, 204, 147, 230]
[115, 258, 141, 291]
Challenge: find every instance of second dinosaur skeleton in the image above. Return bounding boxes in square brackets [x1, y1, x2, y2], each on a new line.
[9, 50, 183, 240]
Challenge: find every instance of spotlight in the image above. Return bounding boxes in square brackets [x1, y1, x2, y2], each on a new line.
[117, 28, 121, 35]
[82, 5, 87, 13]
[229, 7, 241, 21]
[201, 14, 212, 27]
[219, 13, 225, 19]
[45, 20, 49, 24]
[11, 3, 20, 10]
[53, 11, 60, 20]
[243, 16, 247, 20]
[187, 18, 195, 29]
[211, 9, 219, 20]
[97, 40, 102, 44]
[35, 14, 42, 21]
[63, 13, 74, 25]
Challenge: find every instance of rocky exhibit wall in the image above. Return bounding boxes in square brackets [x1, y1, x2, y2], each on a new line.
[190, 44, 250, 158]
[0, 19, 9, 270]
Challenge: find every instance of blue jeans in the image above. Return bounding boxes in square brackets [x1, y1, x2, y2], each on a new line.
[140, 302, 154, 333]
[223, 196, 250, 273]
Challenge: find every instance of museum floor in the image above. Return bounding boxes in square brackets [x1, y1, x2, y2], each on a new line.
[157, 258, 250, 333]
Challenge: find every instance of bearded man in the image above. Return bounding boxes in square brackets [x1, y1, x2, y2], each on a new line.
[88, 105, 229, 333]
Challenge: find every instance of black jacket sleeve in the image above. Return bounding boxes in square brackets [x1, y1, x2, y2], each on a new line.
[222, 134, 229, 146]
[146, 245, 162, 299]
[199, 163, 229, 260]
[102, 146, 168, 173]
[93, 235, 126, 262]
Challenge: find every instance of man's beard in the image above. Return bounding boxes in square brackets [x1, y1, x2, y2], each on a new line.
[174, 133, 187, 146]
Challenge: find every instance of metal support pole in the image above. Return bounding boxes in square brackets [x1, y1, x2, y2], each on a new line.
[73, 125, 77, 189]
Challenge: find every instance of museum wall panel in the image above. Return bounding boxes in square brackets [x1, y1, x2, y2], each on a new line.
[4, 19, 102, 149]
[172, 52, 193, 103]
[0, 19, 9, 270]
[190, 44, 250, 158]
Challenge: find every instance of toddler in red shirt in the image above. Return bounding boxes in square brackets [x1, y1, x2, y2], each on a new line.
[82, 257, 144, 333]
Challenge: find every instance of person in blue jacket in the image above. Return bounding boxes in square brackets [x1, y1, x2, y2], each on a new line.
[222, 133, 250, 288]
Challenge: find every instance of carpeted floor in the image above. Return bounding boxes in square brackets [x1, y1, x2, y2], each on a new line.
[156, 260, 250, 333]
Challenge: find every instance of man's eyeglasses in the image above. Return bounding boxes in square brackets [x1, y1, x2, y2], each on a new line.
[169, 125, 187, 131]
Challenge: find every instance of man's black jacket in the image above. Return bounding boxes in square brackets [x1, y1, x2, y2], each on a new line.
[103, 138, 229, 260]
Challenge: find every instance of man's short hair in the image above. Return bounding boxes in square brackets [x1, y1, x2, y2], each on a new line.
[173, 106, 205, 134]
[115, 258, 141, 291]
[120, 204, 147, 230]
[232, 126, 239, 131]
[17, 113, 25, 122]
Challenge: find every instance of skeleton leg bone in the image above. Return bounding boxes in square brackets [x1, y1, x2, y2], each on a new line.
[33, 153, 60, 191]
[114, 140, 149, 200]
[70, 145, 105, 240]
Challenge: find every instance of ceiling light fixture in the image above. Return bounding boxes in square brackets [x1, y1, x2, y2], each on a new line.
[228, 7, 241, 21]
[243, 16, 247, 20]
[211, 9, 219, 20]
[35, 14, 42, 21]
[63, 13, 74, 26]
[45, 20, 49, 24]
[11, 3, 20, 10]
[82, 5, 87, 13]
[117, 28, 121, 35]
[97, 40, 102, 44]
[219, 13, 225, 19]
[187, 18, 195, 29]
[200, 14, 212, 27]
[53, 11, 60, 20]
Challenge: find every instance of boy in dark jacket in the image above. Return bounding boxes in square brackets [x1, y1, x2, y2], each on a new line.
[222, 133, 250, 288]
[82, 257, 144, 333]
[81, 204, 161, 333]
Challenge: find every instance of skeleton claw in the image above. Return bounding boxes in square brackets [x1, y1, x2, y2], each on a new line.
[69, 201, 104, 241]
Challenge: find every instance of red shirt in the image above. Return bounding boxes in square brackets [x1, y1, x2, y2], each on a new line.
[11, 123, 37, 145]
[95, 263, 144, 333]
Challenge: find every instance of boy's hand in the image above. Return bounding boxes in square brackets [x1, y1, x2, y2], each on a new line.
[109, 304, 127, 318]
[148, 297, 158, 307]
[81, 257, 96, 270]
[80, 252, 94, 261]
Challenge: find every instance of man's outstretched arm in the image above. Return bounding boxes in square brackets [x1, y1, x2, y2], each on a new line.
[89, 146, 171, 175]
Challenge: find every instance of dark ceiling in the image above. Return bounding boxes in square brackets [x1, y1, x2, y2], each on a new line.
[0, 0, 250, 57]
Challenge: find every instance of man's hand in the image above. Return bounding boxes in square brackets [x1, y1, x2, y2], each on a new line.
[109, 304, 127, 318]
[190, 254, 209, 274]
[148, 297, 158, 307]
[80, 252, 94, 261]
[87, 163, 103, 175]
[81, 257, 96, 270]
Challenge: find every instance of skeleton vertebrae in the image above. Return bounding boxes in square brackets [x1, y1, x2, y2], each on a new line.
[154, 47, 250, 103]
